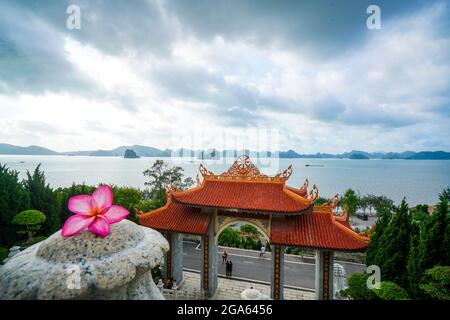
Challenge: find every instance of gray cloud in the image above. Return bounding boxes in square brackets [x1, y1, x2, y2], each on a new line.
[164, 0, 435, 60]
[0, 0, 449, 151]
[150, 62, 291, 123]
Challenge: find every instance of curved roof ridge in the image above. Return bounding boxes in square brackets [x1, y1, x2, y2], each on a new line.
[137, 193, 211, 235]
[313, 194, 369, 242]
[283, 186, 314, 205]
[329, 210, 369, 242]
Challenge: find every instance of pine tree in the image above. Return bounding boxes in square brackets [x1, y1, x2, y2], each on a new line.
[0, 164, 30, 247]
[418, 192, 449, 272]
[406, 219, 422, 298]
[23, 164, 60, 236]
[442, 222, 450, 265]
[365, 205, 392, 266]
[377, 199, 412, 288]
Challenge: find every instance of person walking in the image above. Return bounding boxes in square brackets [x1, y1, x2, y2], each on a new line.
[259, 245, 266, 260]
[229, 261, 233, 277]
[225, 261, 230, 276]
[222, 249, 228, 264]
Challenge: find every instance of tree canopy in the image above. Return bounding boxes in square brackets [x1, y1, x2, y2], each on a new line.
[342, 188, 358, 216]
[419, 265, 450, 300]
[143, 160, 194, 206]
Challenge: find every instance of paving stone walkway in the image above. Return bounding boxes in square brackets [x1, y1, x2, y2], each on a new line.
[167, 271, 315, 300]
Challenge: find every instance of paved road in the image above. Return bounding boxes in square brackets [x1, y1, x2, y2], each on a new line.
[182, 242, 366, 289]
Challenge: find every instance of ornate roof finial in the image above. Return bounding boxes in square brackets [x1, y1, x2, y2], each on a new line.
[327, 194, 339, 210]
[199, 163, 214, 177]
[299, 178, 309, 192]
[165, 183, 174, 195]
[198, 155, 294, 182]
[274, 165, 293, 181]
[309, 184, 319, 201]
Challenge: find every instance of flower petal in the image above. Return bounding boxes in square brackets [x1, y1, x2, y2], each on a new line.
[92, 185, 113, 210]
[61, 215, 95, 237]
[103, 205, 129, 224]
[68, 195, 92, 215]
[88, 216, 110, 237]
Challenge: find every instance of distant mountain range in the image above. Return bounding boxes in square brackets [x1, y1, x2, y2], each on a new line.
[1, 143, 449, 160]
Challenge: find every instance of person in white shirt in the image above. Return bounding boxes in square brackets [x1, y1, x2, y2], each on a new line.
[259, 246, 266, 259]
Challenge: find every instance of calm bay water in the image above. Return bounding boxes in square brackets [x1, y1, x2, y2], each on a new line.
[0, 155, 449, 206]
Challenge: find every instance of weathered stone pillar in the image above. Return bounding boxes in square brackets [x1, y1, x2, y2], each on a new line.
[270, 245, 285, 300]
[163, 232, 184, 285]
[201, 213, 218, 297]
[315, 250, 334, 300]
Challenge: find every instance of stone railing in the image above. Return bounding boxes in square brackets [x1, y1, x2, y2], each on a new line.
[161, 288, 206, 300]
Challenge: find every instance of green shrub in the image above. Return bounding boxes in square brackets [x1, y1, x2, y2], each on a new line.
[135, 199, 159, 213]
[0, 247, 8, 263]
[340, 273, 378, 300]
[419, 265, 450, 300]
[112, 186, 143, 222]
[218, 227, 241, 247]
[240, 224, 259, 236]
[372, 281, 409, 300]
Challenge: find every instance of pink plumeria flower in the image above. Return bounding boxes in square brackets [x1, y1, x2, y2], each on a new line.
[62, 185, 129, 238]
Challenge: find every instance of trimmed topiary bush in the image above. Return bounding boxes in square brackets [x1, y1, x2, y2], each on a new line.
[372, 281, 409, 300]
[12, 210, 46, 243]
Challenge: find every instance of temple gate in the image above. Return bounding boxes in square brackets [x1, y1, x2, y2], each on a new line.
[138, 156, 368, 299]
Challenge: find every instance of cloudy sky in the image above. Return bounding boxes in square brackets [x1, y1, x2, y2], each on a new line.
[0, 0, 449, 153]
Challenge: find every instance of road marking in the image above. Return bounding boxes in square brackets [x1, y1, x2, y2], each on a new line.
[182, 268, 315, 292]
[186, 243, 365, 267]
[243, 261, 254, 264]
[215, 251, 315, 266]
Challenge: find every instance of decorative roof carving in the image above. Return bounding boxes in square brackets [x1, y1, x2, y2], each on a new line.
[165, 183, 175, 195]
[308, 184, 319, 201]
[299, 178, 309, 193]
[316, 194, 339, 211]
[198, 155, 293, 182]
[199, 163, 214, 177]
[274, 165, 293, 181]
[326, 194, 339, 209]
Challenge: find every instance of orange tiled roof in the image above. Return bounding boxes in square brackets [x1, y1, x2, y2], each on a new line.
[138, 197, 212, 235]
[270, 207, 369, 251]
[171, 179, 313, 214]
[138, 197, 368, 250]
[285, 185, 307, 197]
[169, 156, 315, 214]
